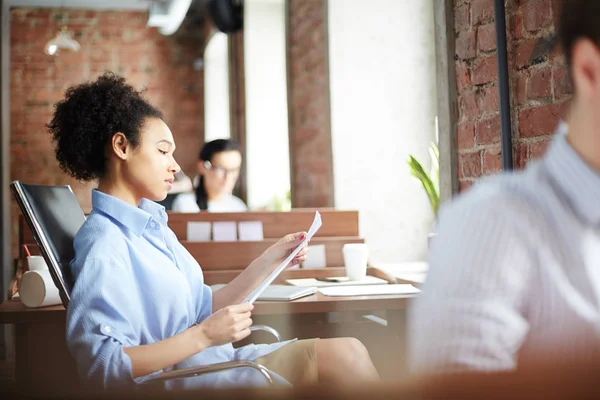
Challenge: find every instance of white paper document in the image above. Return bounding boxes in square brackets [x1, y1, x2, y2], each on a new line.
[238, 221, 264, 241]
[318, 284, 420, 297]
[243, 211, 322, 303]
[212, 221, 237, 241]
[187, 222, 212, 242]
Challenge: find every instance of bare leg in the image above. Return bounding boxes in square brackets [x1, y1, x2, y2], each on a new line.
[315, 337, 380, 384]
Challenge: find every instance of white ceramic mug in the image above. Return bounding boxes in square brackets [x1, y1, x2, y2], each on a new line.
[342, 243, 369, 281]
[27, 255, 48, 271]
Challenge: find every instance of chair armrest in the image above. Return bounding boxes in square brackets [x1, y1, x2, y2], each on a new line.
[249, 325, 281, 342]
[142, 360, 274, 385]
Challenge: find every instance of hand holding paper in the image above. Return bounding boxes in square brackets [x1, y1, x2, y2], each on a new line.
[243, 211, 322, 304]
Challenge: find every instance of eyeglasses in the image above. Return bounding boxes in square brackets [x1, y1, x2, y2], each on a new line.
[204, 161, 241, 178]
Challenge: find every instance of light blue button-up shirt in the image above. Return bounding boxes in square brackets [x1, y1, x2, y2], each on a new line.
[66, 190, 293, 389]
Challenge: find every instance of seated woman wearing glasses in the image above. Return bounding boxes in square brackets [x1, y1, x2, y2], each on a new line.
[171, 139, 247, 213]
[48, 73, 379, 390]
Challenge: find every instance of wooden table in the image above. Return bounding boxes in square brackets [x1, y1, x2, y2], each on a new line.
[1, 293, 414, 395]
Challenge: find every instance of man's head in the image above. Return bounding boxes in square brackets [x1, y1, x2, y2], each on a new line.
[558, 0, 600, 167]
[560, 0, 600, 101]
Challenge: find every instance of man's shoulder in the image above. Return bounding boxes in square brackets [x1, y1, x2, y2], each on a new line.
[441, 163, 553, 226]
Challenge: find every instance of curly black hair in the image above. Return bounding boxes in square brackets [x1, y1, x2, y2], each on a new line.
[47, 72, 163, 181]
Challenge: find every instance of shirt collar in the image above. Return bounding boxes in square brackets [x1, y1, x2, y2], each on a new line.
[544, 123, 600, 226]
[91, 190, 168, 236]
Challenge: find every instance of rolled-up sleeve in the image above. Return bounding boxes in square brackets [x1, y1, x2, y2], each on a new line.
[66, 257, 141, 388]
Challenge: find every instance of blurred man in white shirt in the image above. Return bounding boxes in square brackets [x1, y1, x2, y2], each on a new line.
[409, 0, 600, 375]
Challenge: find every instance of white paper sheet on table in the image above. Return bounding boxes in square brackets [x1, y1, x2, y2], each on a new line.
[318, 284, 420, 297]
[243, 211, 322, 303]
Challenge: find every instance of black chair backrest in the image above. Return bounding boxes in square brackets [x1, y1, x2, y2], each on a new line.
[10, 181, 86, 308]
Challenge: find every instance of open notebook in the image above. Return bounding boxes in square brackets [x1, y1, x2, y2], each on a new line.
[211, 284, 317, 301]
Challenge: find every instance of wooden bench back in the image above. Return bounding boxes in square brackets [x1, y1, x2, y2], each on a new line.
[167, 209, 359, 240]
[20, 210, 359, 244]
[19, 210, 363, 284]
[183, 236, 363, 271]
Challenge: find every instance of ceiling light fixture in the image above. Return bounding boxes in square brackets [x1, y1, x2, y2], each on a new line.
[44, 25, 81, 56]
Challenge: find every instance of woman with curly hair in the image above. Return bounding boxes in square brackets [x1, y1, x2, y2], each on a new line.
[48, 72, 380, 390]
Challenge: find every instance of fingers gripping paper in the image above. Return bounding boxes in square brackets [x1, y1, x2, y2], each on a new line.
[243, 211, 322, 304]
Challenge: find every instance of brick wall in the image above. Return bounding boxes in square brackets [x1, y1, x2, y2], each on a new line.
[287, 0, 334, 207]
[454, 0, 571, 191]
[9, 8, 204, 259]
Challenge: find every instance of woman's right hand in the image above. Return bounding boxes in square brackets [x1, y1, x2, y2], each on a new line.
[193, 303, 254, 348]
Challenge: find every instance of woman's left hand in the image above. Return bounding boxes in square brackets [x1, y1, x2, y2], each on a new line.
[260, 232, 309, 271]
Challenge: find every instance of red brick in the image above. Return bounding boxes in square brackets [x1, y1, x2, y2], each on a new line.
[459, 180, 475, 193]
[481, 84, 499, 114]
[472, 0, 494, 25]
[455, 61, 472, 92]
[510, 11, 524, 40]
[513, 72, 528, 105]
[514, 142, 529, 169]
[472, 55, 498, 85]
[518, 103, 566, 137]
[455, 3, 471, 33]
[477, 115, 501, 145]
[514, 38, 538, 69]
[477, 23, 496, 52]
[460, 151, 482, 179]
[457, 121, 476, 149]
[456, 31, 477, 60]
[288, 0, 332, 208]
[9, 8, 206, 259]
[527, 67, 552, 100]
[459, 91, 478, 121]
[553, 66, 572, 98]
[483, 147, 502, 174]
[550, 46, 565, 64]
[523, 0, 552, 33]
[530, 139, 551, 159]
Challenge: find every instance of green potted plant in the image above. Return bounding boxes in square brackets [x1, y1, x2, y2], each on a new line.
[407, 142, 439, 248]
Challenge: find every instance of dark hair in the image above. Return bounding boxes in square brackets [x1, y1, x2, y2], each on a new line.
[195, 138, 242, 210]
[559, 0, 600, 76]
[47, 72, 163, 181]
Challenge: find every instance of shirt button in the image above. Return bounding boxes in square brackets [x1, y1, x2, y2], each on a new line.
[104, 326, 111, 333]
[150, 221, 157, 228]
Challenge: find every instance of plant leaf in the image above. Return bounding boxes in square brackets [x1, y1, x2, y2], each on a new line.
[429, 142, 440, 195]
[407, 155, 440, 216]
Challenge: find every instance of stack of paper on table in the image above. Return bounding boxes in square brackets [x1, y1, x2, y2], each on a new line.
[372, 261, 428, 286]
[285, 276, 388, 287]
[318, 284, 420, 297]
